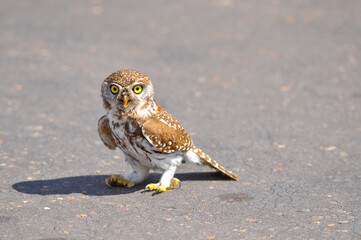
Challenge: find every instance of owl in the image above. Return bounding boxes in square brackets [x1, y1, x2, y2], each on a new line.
[98, 69, 239, 193]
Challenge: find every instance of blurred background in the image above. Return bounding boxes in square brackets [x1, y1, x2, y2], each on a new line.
[1, 0, 360, 239]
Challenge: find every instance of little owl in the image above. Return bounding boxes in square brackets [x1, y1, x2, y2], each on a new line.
[98, 69, 239, 193]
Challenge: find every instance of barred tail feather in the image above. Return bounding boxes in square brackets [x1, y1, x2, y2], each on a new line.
[190, 147, 239, 181]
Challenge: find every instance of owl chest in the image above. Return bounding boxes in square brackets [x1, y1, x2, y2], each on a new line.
[109, 119, 152, 162]
[112, 126, 132, 153]
[110, 120, 137, 150]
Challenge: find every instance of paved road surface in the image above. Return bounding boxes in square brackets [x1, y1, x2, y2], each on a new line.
[1, 1, 360, 239]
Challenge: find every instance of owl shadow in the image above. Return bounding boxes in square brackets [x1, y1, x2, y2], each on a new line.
[12, 172, 230, 196]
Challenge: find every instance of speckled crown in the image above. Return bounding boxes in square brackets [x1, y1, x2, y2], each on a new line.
[104, 69, 151, 87]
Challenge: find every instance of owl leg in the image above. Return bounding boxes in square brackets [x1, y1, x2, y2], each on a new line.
[105, 160, 150, 188]
[145, 165, 181, 193]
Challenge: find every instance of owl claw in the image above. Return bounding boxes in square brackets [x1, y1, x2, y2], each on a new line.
[157, 185, 167, 192]
[145, 178, 181, 193]
[105, 174, 134, 188]
[145, 183, 160, 191]
[169, 178, 181, 189]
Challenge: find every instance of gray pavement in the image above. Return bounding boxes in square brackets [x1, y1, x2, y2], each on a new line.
[1, 0, 361, 239]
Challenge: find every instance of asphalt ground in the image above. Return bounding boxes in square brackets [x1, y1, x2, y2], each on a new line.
[0, 1, 360, 239]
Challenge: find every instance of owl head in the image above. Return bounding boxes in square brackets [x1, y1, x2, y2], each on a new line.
[101, 69, 154, 112]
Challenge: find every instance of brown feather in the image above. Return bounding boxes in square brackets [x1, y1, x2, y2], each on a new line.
[98, 115, 117, 150]
[191, 147, 239, 180]
[141, 106, 193, 153]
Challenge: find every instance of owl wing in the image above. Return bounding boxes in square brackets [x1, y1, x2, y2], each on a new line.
[98, 115, 117, 150]
[141, 111, 193, 153]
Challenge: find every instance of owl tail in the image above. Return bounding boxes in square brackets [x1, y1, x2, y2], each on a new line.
[190, 147, 239, 181]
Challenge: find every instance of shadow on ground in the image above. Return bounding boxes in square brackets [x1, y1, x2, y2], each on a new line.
[12, 172, 231, 196]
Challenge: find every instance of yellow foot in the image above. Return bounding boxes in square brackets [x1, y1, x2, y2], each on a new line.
[145, 183, 160, 191]
[145, 178, 181, 193]
[105, 174, 134, 188]
[168, 178, 181, 189]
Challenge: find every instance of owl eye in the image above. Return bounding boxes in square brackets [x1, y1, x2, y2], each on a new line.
[110, 85, 119, 94]
[133, 85, 143, 94]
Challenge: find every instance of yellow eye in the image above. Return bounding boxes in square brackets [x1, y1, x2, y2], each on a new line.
[110, 85, 119, 94]
[133, 85, 143, 94]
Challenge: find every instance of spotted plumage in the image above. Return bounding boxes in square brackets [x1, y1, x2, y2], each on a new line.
[98, 69, 239, 193]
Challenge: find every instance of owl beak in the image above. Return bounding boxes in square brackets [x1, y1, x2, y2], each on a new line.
[122, 95, 130, 108]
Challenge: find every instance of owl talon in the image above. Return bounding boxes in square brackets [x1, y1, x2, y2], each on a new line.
[145, 183, 160, 191]
[105, 177, 115, 188]
[105, 174, 134, 188]
[157, 185, 167, 192]
[169, 178, 181, 189]
[145, 178, 181, 193]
